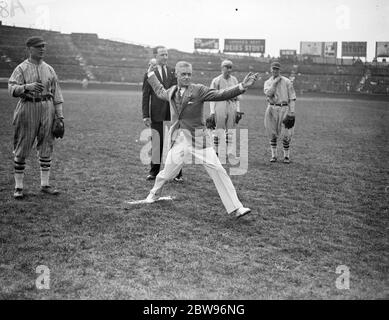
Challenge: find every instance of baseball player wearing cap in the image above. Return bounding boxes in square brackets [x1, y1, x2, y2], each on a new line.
[263, 61, 296, 163]
[209, 60, 242, 159]
[8, 36, 64, 199]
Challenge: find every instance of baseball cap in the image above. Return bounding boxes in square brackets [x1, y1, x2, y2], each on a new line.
[26, 36, 46, 47]
[270, 61, 281, 69]
[221, 59, 233, 68]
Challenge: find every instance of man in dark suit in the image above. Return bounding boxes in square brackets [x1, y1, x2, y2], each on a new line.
[142, 46, 183, 181]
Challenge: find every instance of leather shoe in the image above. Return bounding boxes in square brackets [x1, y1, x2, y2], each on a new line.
[234, 207, 251, 218]
[174, 176, 184, 183]
[40, 185, 60, 195]
[14, 188, 24, 199]
[270, 157, 277, 163]
[283, 157, 290, 164]
[145, 193, 159, 203]
[146, 174, 156, 181]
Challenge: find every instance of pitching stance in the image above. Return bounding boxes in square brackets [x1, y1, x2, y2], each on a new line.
[263, 61, 296, 163]
[131, 61, 259, 218]
[8, 36, 64, 199]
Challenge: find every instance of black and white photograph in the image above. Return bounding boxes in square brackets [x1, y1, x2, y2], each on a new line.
[0, 0, 388, 303]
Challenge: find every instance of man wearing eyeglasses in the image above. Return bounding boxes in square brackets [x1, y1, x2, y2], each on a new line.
[8, 36, 64, 199]
[209, 60, 242, 160]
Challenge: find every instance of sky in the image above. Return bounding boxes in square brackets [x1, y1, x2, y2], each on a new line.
[2, 0, 389, 60]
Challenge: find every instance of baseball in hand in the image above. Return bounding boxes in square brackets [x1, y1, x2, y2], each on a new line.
[148, 58, 157, 73]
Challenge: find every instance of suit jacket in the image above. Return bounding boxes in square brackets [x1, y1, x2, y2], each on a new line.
[142, 65, 176, 122]
[147, 74, 245, 149]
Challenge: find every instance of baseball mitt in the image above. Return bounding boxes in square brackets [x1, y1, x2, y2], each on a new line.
[205, 114, 216, 130]
[52, 118, 65, 139]
[235, 111, 244, 124]
[283, 114, 295, 129]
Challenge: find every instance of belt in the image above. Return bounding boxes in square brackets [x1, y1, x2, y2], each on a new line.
[23, 95, 52, 103]
[270, 103, 288, 106]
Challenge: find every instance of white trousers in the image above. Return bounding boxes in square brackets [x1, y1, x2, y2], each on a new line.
[150, 132, 243, 214]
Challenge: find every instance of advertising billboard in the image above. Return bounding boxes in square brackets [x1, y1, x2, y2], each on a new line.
[341, 42, 367, 57]
[300, 42, 323, 56]
[224, 39, 265, 53]
[323, 42, 337, 57]
[280, 49, 297, 57]
[376, 42, 389, 57]
[194, 38, 219, 50]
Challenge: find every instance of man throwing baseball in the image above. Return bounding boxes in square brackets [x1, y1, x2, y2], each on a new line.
[136, 61, 259, 218]
[8, 36, 64, 198]
[263, 61, 296, 163]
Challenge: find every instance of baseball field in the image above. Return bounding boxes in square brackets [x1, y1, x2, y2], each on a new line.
[0, 88, 387, 299]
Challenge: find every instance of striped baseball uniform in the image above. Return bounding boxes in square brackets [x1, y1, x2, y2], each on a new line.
[8, 59, 64, 190]
[209, 74, 241, 155]
[263, 75, 296, 159]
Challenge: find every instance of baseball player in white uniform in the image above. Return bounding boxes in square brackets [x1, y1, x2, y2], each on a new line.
[209, 60, 242, 159]
[263, 61, 296, 163]
[8, 36, 64, 199]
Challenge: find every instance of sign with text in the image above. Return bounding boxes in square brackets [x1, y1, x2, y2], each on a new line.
[224, 39, 265, 53]
[376, 42, 389, 57]
[300, 42, 323, 56]
[194, 38, 219, 50]
[323, 42, 338, 57]
[280, 49, 297, 57]
[341, 42, 367, 57]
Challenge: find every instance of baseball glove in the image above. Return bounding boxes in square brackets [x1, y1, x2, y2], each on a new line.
[235, 111, 244, 124]
[52, 118, 65, 139]
[283, 114, 295, 129]
[205, 114, 216, 130]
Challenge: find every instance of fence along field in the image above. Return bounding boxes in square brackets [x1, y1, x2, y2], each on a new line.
[0, 89, 387, 299]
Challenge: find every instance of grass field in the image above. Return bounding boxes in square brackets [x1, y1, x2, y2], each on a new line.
[0, 88, 388, 299]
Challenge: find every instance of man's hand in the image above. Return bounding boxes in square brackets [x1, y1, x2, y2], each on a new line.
[242, 72, 260, 89]
[147, 58, 158, 74]
[206, 113, 216, 130]
[25, 82, 44, 93]
[143, 117, 151, 127]
[235, 111, 244, 124]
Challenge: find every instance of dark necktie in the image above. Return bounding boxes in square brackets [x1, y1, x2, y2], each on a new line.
[176, 87, 183, 111]
[161, 66, 167, 85]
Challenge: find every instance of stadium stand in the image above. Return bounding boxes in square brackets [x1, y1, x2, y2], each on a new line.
[1, 23, 388, 94]
[0, 24, 87, 80]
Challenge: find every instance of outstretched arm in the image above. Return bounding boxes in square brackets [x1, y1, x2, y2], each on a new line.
[201, 72, 259, 102]
[146, 65, 169, 102]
